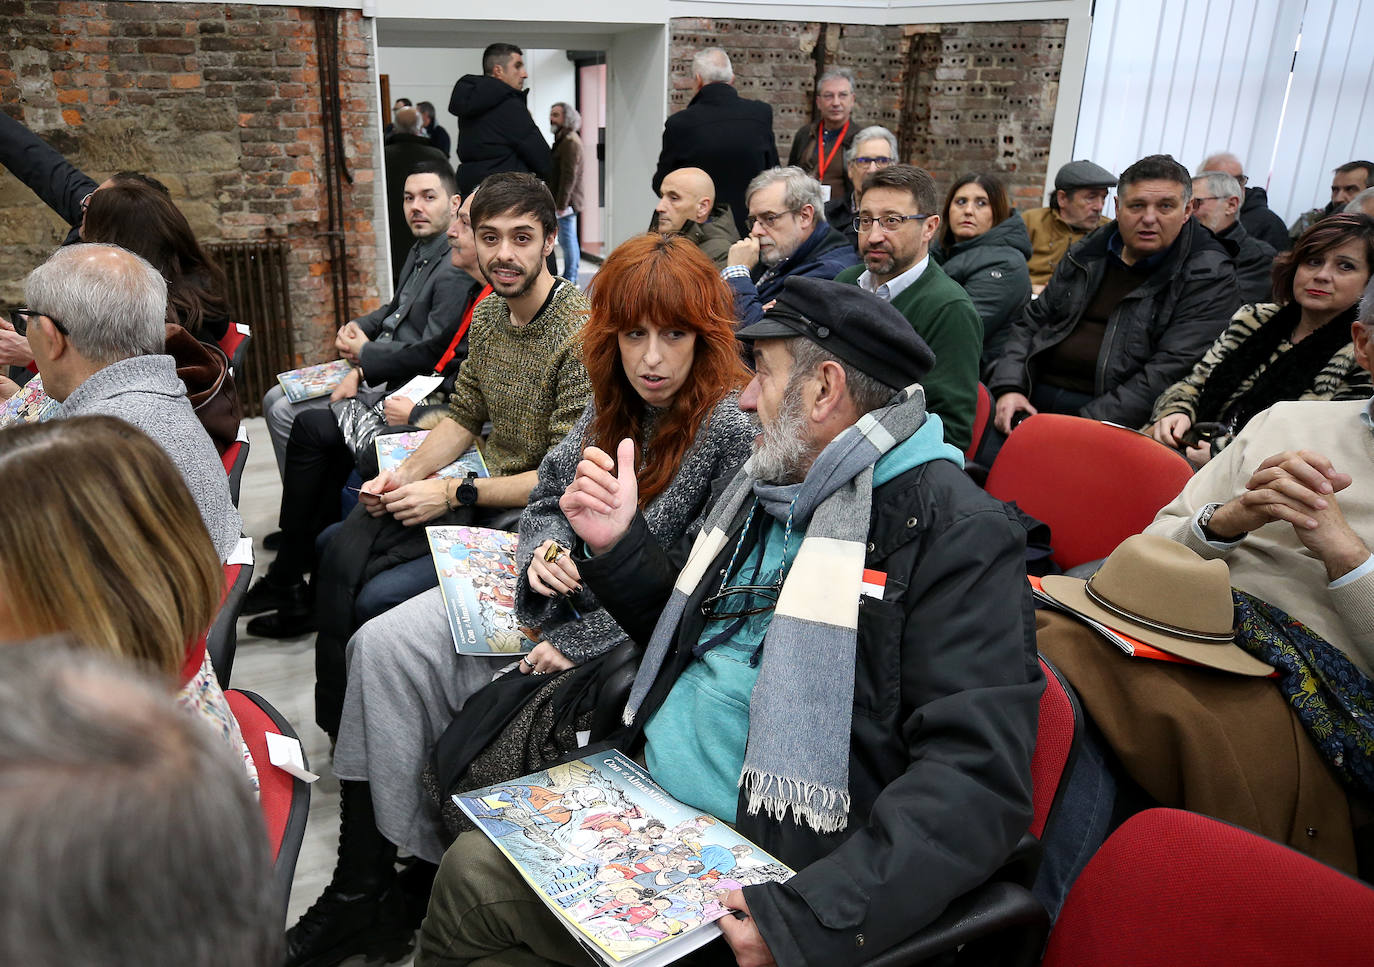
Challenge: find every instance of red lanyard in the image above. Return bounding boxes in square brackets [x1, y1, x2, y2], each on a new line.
[434, 284, 493, 374]
[817, 120, 849, 179]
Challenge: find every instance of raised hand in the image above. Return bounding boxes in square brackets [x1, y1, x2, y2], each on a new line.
[558, 438, 638, 555]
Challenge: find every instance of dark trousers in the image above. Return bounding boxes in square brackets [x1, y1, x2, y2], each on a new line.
[274, 408, 357, 579]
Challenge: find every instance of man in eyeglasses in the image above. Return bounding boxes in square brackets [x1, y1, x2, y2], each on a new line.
[825, 126, 899, 249]
[415, 277, 1042, 967]
[833, 163, 982, 453]
[723, 166, 858, 328]
[1198, 151, 1289, 252]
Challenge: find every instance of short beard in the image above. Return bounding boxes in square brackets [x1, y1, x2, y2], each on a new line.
[750, 381, 815, 484]
[481, 258, 540, 299]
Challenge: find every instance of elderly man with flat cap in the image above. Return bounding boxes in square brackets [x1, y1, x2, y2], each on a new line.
[1022, 159, 1117, 292]
[415, 276, 1042, 967]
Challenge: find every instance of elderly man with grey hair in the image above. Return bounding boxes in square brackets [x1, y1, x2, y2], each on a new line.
[1147, 273, 1374, 677]
[787, 66, 862, 204]
[1192, 169, 1277, 304]
[16, 243, 241, 559]
[1198, 150, 1291, 251]
[827, 124, 899, 247]
[1347, 186, 1374, 218]
[652, 47, 779, 236]
[724, 165, 859, 327]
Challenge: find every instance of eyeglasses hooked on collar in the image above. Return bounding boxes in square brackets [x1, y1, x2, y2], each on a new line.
[746, 209, 803, 232]
[853, 213, 933, 234]
[9, 307, 69, 337]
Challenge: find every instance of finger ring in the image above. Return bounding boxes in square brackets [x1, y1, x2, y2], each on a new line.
[543, 543, 565, 563]
[520, 656, 534, 668]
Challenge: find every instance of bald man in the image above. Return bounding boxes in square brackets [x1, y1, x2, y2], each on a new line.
[650, 166, 740, 268]
[1199, 151, 1289, 251]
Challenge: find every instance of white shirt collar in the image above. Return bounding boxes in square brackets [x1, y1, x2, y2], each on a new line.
[857, 254, 929, 302]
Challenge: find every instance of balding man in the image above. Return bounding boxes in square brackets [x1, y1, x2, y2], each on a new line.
[1198, 151, 1289, 251]
[652, 48, 778, 236]
[651, 166, 740, 268]
[14, 243, 241, 559]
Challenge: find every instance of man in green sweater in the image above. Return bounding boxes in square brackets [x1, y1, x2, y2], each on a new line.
[834, 164, 982, 452]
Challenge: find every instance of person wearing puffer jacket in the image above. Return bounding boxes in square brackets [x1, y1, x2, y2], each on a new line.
[932, 173, 1033, 372]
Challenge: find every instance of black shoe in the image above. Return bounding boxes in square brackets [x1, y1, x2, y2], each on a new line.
[242, 572, 307, 617]
[246, 605, 317, 639]
[263, 530, 283, 551]
[283, 886, 415, 967]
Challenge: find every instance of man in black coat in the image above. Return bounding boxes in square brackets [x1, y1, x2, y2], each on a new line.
[1199, 151, 1290, 251]
[417, 278, 1041, 967]
[448, 43, 552, 196]
[418, 100, 451, 160]
[384, 107, 448, 284]
[990, 154, 1239, 432]
[652, 47, 779, 236]
[1191, 170, 1277, 305]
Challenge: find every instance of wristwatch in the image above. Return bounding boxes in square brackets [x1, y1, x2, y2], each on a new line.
[1197, 501, 1244, 543]
[455, 471, 480, 508]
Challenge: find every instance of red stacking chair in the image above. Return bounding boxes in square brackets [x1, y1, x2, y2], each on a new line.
[218, 322, 252, 376]
[208, 551, 253, 686]
[1029, 656, 1080, 841]
[984, 414, 1193, 570]
[1043, 808, 1374, 966]
[965, 382, 994, 463]
[227, 688, 311, 919]
[221, 426, 250, 507]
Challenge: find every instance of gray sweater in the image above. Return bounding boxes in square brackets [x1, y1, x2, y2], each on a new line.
[59, 355, 243, 560]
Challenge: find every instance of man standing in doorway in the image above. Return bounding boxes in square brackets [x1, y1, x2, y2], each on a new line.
[549, 102, 584, 286]
[787, 67, 861, 208]
[448, 43, 552, 195]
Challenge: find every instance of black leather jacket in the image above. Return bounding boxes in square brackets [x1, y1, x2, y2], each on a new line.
[987, 218, 1239, 427]
[577, 458, 1042, 966]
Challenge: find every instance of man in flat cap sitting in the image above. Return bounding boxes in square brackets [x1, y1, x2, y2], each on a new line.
[1022, 158, 1117, 293]
[416, 277, 1043, 967]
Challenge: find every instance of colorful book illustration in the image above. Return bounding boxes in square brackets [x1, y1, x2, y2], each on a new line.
[456, 751, 793, 967]
[0, 374, 60, 429]
[275, 359, 353, 403]
[427, 526, 531, 656]
[374, 430, 490, 480]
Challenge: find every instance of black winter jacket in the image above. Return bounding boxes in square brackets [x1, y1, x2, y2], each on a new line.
[577, 458, 1042, 966]
[986, 218, 1239, 428]
[448, 75, 552, 195]
[728, 221, 859, 327]
[1218, 220, 1278, 306]
[934, 211, 1034, 370]
[652, 83, 779, 236]
[1240, 186, 1291, 252]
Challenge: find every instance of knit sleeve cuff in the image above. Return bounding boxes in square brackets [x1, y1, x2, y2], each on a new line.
[1328, 564, 1374, 675]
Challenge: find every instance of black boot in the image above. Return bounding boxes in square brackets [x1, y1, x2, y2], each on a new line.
[284, 781, 415, 967]
[242, 564, 308, 617]
[245, 573, 315, 639]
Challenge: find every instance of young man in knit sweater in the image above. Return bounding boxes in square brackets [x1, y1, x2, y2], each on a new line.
[833, 164, 983, 453]
[1146, 278, 1374, 678]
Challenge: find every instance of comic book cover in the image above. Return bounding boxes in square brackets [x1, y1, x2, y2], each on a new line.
[455, 751, 793, 967]
[427, 526, 531, 656]
[374, 430, 490, 480]
[0, 374, 60, 429]
[275, 359, 353, 403]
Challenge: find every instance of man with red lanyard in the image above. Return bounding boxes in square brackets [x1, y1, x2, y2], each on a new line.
[787, 67, 861, 205]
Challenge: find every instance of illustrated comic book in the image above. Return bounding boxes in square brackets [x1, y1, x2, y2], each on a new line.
[0, 374, 60, 429]
[455, 751, 793, 967]
[374, 430, 490, 480]
[275, 358, 353, 403]
[426, 526, 532, 656]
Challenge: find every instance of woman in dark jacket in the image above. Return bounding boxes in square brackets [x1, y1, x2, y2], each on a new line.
[1147, 212, 1374, 465]
[933, 172, 1032, 371]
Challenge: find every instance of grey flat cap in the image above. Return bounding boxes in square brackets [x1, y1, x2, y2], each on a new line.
[1055, 160, 1118, 191]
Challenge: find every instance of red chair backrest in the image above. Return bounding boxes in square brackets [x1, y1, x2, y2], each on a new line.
[1043, 808, 1374, 966]
[965, 382, 993, 463]
[1029, 656, 1078, 839]
[218, 323, 247, 361]
[221, 440, 242, 476]
[226, 690, 291, 861]
[984, 414, 1192, 569]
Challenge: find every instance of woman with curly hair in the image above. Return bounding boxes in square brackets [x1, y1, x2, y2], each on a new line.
[284, 234, 756, 967]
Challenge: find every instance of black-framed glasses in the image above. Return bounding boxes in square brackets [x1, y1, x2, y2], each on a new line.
[852, 156, 894, 168]
[1192, 196, 1224, 204]
[853, 213, 933, 233]
[700, 581, 781, 621]
[9, 307, 68, 336]
[746, 209, 802, 232]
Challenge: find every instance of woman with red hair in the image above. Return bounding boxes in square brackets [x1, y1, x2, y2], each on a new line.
[286, 234, 754, 966]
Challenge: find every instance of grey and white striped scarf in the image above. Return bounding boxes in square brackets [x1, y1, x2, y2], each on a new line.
[625, 385, 929, 833]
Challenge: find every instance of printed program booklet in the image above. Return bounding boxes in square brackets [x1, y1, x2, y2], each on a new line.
[0, 374, 60, 428]
[275, 359, 354, 403]
[374, 430, 489, 481]
[455, 751, 793, 967]
[427, 526, 531, 656]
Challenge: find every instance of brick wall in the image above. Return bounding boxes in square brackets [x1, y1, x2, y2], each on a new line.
[0, 1, 383, 363]
[668, 17, 1066, 210]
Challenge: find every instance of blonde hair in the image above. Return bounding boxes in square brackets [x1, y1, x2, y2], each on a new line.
[0, 416, 222, 679]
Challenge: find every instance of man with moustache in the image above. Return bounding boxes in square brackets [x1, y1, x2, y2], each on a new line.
[244, 189, 493, 638]
[834, 163, 983, 452]
[305, 172, 593, 738]
[261, 161, 467, 479]
[724, 166, 858, 327]
[417, 277, 1040, 967]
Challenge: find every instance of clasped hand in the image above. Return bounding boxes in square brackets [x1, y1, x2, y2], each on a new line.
[359, 469, 450, 526]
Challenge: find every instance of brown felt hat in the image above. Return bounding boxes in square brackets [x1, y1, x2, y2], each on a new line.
[1039, 535, 1272, 677]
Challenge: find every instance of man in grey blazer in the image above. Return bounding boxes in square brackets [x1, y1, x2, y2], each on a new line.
[261, 160, 470, 478]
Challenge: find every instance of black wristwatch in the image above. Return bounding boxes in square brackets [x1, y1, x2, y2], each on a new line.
[1197, 501, 1244, 543]
[455, 471, 480, 508]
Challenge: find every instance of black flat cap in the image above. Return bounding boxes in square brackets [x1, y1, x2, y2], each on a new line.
[737, 277, 935, 390]
[1055, 159, 1118, 191]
